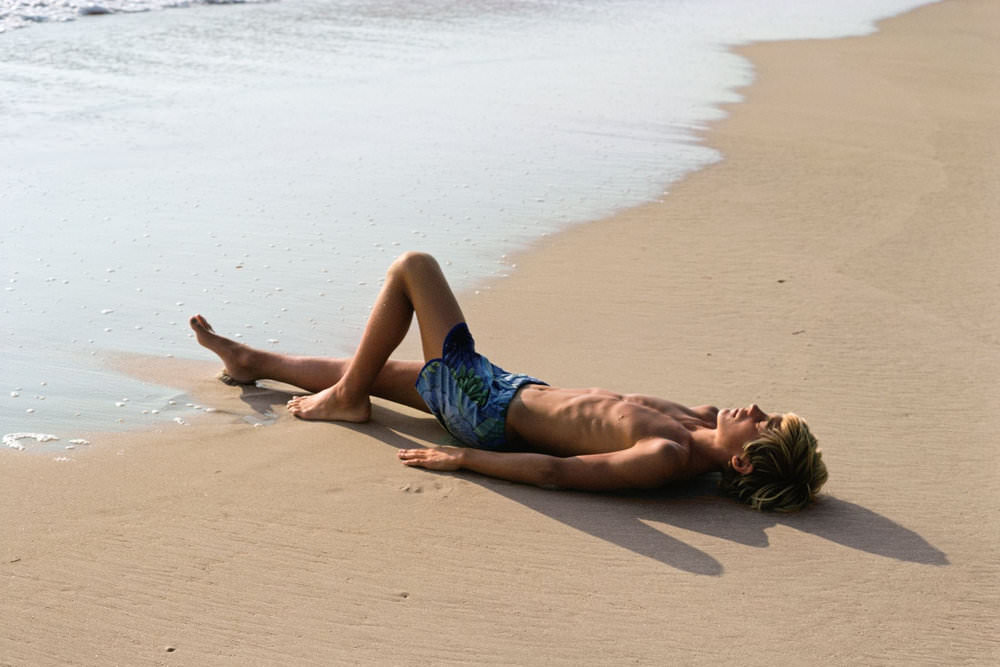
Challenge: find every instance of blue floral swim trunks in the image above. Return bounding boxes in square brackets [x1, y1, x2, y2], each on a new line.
[415, 323, 547, 451]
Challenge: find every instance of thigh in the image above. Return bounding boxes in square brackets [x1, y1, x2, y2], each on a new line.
[396, 252, 467, 361]
[371, 360, 431, 412]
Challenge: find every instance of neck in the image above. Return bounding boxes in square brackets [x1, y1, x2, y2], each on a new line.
[688, 424, 735, 472]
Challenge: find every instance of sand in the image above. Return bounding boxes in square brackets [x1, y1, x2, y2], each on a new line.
[2, 0, 997, 664]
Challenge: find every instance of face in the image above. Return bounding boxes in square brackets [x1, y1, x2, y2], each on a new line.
[716, 404, 778, 452]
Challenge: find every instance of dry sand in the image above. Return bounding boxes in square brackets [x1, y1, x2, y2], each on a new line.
[3, 0, 997, 664]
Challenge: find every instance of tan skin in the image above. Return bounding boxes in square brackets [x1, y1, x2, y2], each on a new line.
[190, 252, 775, 492]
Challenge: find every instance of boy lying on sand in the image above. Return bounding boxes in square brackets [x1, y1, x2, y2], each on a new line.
[191, 251, 827, 512]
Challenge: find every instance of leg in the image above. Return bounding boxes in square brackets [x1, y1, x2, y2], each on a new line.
[286, 251, 465, 420]
[190, 314, 430, 411]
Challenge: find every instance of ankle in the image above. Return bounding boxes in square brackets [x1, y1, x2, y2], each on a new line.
[230, 345, 262, 378]
[334, 375, 373, 405]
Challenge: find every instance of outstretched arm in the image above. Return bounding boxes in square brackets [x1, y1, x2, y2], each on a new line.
[397, 438, 683, 491]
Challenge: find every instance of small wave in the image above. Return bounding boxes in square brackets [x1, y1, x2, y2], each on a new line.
[3, 432, 59, 450]
[78, 6, 114, 16]
[0, 0, 272, 34]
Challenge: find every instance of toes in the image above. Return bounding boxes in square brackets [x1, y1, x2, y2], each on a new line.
[189, 314, 214, 336]
[196, 314, 213, 332]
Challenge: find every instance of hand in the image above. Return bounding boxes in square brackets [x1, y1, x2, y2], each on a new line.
[397, 446, 465, 471]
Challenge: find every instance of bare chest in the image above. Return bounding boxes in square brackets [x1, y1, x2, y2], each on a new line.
[507, 387, 690, 457]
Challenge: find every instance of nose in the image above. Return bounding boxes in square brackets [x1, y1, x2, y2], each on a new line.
[748, 404, 765, 419]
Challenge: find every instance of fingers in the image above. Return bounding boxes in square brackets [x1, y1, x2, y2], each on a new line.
[397, 448, 429, 466]
[398, 447, 463, 472]
[398, 448, 444, 468]
[397, 448, 423, 458]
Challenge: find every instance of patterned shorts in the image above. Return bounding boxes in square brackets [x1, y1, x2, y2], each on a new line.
[415, 323, 547, 450]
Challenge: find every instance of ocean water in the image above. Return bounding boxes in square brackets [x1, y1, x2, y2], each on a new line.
[0, 0, 267, 33]
[1, 0, 935, 451]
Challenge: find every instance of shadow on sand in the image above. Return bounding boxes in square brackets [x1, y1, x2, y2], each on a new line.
[238, 384, 949, 577]
[482, 480, 949, 575]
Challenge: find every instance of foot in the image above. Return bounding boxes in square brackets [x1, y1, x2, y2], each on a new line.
[286, 384, 372, 422]
[189, 314, 260, 385]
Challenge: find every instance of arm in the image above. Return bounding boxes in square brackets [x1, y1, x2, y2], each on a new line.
[397, 438, 684, 491]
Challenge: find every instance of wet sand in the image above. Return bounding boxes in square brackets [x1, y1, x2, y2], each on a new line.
[2, 0, 997, 663]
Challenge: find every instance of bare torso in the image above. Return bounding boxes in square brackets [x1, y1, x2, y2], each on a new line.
[506, 385, 721, 478]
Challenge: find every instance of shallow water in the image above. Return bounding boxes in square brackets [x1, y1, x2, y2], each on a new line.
[0, 0, 935, 448]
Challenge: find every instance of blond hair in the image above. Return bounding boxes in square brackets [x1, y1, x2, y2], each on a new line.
[720, 413, 827, 512]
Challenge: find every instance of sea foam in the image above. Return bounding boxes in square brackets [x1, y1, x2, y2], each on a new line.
[3, 432, 59, 450]
[0, 0, 268, 33]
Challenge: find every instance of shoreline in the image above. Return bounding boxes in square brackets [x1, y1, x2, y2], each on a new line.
[4, 1, 998, 664]
[0, 0, 938, 439]
[12, 0, 932, 447]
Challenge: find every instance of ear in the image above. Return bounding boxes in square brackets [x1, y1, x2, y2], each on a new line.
[730, 454, 754, 475]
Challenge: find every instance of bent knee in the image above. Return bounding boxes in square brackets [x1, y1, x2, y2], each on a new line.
[390, 251, 440, 277]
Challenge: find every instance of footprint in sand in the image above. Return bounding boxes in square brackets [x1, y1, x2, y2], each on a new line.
[399, 479, 449, 495]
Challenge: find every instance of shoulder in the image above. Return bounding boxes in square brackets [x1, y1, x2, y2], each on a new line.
[636, 437, 692, 472]
[550, 437, 690, 491]
[603, 437, 692, 488]
[691, 404, 720, 422]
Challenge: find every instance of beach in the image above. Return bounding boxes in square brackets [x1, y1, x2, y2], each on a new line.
[2, 0, 998, 663]
[0, 0, 930, 436]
